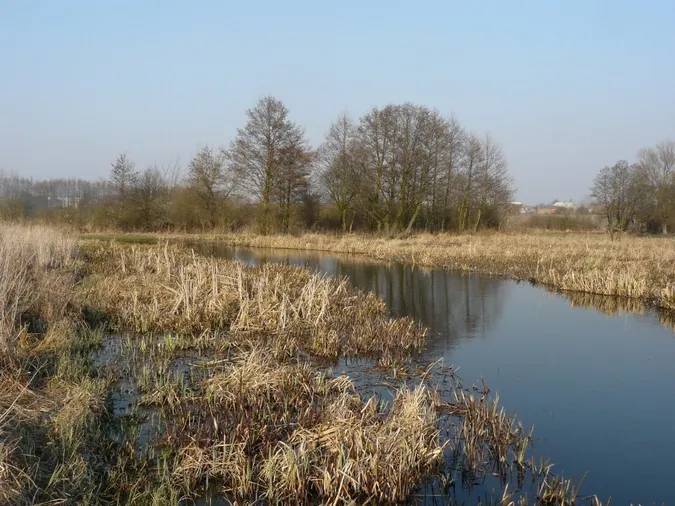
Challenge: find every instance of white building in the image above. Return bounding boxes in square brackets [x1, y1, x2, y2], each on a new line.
[553, 200, 576, 210]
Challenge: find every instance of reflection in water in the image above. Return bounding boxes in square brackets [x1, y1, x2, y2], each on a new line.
[556, 289, 675, 333]
[188, 242, 508, 349]
[186, 241, 675, 505]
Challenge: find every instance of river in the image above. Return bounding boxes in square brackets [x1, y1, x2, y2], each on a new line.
[190, 242, 675, 505]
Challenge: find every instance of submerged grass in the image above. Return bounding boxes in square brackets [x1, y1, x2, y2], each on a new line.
[199, 231, 675, 310]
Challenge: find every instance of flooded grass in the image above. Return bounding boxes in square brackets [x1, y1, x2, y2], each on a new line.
[204, 231, 675, 310]
[0, 226, 618, 504]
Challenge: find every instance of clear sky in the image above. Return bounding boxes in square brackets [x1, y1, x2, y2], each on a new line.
[1, 0, 674, 204]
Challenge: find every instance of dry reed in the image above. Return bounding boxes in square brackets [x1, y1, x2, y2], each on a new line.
[171, 348, 443, 503]
[80, 242, 426, 359]
[201, 232, 675, 310]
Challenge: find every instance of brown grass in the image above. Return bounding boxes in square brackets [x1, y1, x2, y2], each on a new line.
[0, 224, 77, 355]
[0, 227, 622, 504]
[0, 224, 116, 505]
[195, 231, 675, 310]
[79, 242, 426, 360]
[170, 348, 443, 504]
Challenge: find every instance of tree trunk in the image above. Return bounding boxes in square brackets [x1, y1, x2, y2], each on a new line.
[473, 206, 483, 233]
[404, 203, 423, 234]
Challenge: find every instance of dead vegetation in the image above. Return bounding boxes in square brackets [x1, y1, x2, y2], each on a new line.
[0, 225, 618, 504]
[201, 231, 675, 310]
[79, 241, 426, 361]
[166, 348, 443, 503]
[0, 224, 114, 505]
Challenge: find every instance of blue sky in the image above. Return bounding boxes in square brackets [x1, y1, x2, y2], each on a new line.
[1, 0, 674, 204]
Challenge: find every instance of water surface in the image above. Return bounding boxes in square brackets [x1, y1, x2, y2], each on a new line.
[191, 242, 675, 505]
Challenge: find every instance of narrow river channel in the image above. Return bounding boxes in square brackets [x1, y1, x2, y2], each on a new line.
[190, 242, 675, 505]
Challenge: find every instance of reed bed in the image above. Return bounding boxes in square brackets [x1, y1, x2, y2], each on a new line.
[0, 226, 620, 504]
[204, 232, 675, 310]
[168, 348, 444, 504]
[80, 242, 426, 360]
[0, 224, 117, 505]
[0, 223, 77, 354]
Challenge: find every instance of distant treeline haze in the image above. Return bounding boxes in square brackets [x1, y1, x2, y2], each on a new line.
[2, 96, 673, 235]
[0, 97, 513, 234]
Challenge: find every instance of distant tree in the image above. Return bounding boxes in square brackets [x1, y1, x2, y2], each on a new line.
[637, 140, 675, 234]
[275, 139, 312, 233]
[110, 153, 138, 199]
[187, 146, 236, 230]
[457, 134, 484, 232]
[109, 153, 138, 229]
[228, 96, 307, 234]
[473, 133, 513, 231]
[318, 112, 363, 232]
[430, 115, 464, 231]
[131, 167, 168, 230]
[591, 160, 642, 239]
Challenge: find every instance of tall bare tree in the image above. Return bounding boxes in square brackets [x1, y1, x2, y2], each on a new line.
[637, 140, 675, 234]
[429, 115, 464, 231]
[275, 138, 312, 232]
[110, 153, 138, 199]
[319, 112, 363, 232]
[591, 160, 642, 239]
[187, 146, 236, 230]
[473, 133, 512, 231]
[109, 153, 138, 229]
[132, 166, 168, 231]
[228, 96, 306, 235]
[457, 135, 483, 232]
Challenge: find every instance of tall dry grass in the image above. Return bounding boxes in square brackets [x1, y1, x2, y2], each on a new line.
[206, 232, 675, 309]
[80, 242, 426, 360]
[0, 223, 76, 354]
[171, 348, 443, 504]
[0, 225, 114, 505]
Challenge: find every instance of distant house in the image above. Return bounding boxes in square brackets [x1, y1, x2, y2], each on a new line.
[537, 206, 559, 215]
[508, 201, 536, 214]
[553, 200, 577, 211]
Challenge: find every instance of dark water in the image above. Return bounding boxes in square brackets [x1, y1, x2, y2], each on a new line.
[190, 242, 675, 506]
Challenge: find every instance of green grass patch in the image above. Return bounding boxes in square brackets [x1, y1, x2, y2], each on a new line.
[79, 234, 158, 244]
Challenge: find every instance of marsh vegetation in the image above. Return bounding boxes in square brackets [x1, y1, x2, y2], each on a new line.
[0, 224, 633, 504]
[186, 231, 675, 310]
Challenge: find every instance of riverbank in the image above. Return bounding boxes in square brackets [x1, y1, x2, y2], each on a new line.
[161, 231, 675, 310]
[3, 225, 603, 504]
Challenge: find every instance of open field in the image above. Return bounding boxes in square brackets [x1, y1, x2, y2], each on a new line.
[165, 231, 675, 310]
[1, 224, 613, 504]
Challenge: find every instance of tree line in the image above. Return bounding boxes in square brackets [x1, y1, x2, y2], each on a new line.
[1, 96, 514, 235]
[590, 140, 675, 238]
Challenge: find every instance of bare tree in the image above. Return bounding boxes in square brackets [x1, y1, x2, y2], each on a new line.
[110, 153, 138, 199]
[457, 135, 483, 232]
[187, 146, 236, 229]
[591, 160, 641, 239]
[637, 140, 675, 234]
[318, 112, 363, 232]
[227, 96, 306, 235]
[132, 166, 168, 231]
[429, 115, 464, 231]
[109, 153, 139, 228]
[275, 136, 312, 232]
[473, 133, 512, 231]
